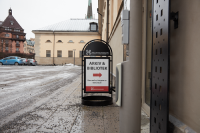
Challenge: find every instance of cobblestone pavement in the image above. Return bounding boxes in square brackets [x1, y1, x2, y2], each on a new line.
[0, 66, 150, 133]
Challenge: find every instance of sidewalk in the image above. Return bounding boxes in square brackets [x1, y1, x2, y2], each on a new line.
[0, 75, 150, 133]
[35, 75, 150, 133]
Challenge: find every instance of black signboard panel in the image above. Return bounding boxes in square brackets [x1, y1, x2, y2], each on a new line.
[150, 0, 170, 133]
[81, 39, 113, 106]
[83, 41, 111, 56]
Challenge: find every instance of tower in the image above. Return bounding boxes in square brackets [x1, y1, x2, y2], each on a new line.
[87, 0, 93, 19]
[9, 8, 12, 15]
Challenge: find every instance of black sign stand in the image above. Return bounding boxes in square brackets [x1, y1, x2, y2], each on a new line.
[81, 39, 113, 106]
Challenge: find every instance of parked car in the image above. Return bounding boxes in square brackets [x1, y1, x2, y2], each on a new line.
[21, 58, 28, 65]
[0, 56, 23, 65]
[28, 59, 37, 66]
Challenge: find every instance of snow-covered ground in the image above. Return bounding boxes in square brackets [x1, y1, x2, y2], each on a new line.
[0, 66, 81, 127]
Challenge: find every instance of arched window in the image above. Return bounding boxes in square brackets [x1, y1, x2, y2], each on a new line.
[68, 40, 74, 43]
[46, 40, 51, 43]
[57, 40, 63, 43]
[79, 40, 85, 43]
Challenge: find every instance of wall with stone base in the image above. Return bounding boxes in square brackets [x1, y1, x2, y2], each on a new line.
[35, 56, 82, 66]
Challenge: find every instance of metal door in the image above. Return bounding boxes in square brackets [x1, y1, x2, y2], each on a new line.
[150, 0, 170, 132]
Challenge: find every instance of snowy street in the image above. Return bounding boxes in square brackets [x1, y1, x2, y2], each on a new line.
[0, 66, 150, 133]
[0, 65, 83, 132]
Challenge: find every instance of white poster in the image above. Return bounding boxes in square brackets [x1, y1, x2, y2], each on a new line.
[85, 58, 109, 92]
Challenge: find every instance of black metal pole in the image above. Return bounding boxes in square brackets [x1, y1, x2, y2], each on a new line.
[74, 50, 75, 66]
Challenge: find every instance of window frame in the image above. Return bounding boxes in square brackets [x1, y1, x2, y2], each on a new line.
[79, 40, 85, 43]
[57, 40, 63, 43]
[5, 34, 9, 37]
[68, 50, 73, 57]
[68, 40, 74, 43]
[79, 51, 82, 57]
[45, 40, 52, 43]
[90, 22, 98, 32]
[57, 50, 62, 57]
[46, 50, 51, 57]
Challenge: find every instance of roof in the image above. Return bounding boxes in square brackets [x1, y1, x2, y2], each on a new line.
[1, 14, 23, 30]
[34, 19, 98, 32]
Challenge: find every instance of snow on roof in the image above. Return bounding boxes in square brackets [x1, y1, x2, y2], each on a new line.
[34, 19, 98, 32]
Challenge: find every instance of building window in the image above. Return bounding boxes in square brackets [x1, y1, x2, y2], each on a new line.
[5, 47, 9, 51]
[1, 40, 3, 43]
[145, 0, 152, 106]
[46, 50, 51, 57]
[57, 40, 63, 43]
[14, 29, 20, 32]
[5, 34, 9, 37]
[46, 40, 51, 43]
[68, 51, 73, 57]
[90, 22, 98, 31]
[16, 35, 19, 38]
[16, 48, 19, 51]
[57, 50, 62, 57]
[79, 51, 82, 57]
[10, 21, 14, 25]
[16, 41, 19, 44]
[68, 40, 74, 43]
[5, 40, 9, 44]
[79, 40, 85, 43]
[5, 27, 11, 31]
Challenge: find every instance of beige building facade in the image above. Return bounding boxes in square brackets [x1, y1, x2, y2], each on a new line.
[98, 0, 200, 132]
[32, 19, 100, 65]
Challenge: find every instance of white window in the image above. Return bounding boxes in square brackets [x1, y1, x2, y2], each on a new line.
[90, 23, 98, 31]
[10, 21, 14, 25]
[14, 29, 20, 32]
[79, 40, 85, 43]
[68, 40, 74, 43]
[5, 34, 9, 37]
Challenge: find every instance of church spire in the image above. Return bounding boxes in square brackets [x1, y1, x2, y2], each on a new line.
[87, 0, 93, 19]
[9, 8, 12, 15]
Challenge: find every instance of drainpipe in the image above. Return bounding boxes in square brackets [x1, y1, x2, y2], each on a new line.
[106, 0, 109, 43]
[97, 8, 102, 39]
[53, 31, 55, 65]
[120, 0, 142, 132]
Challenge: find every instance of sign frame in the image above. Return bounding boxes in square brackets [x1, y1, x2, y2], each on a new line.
[84, 57, 110, 93]
[81, 39, 113, 106]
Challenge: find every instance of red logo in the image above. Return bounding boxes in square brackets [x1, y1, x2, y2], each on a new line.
[86, 86, 109, 92]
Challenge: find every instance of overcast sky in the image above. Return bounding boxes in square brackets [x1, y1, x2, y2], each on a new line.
[0, 0, 98, 39]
